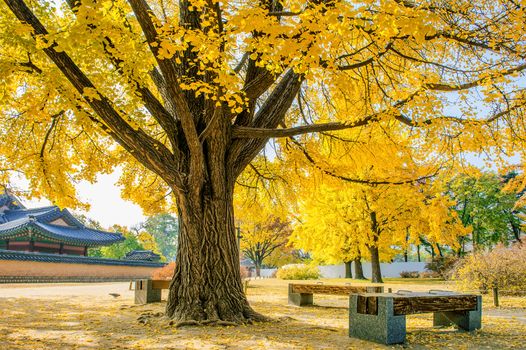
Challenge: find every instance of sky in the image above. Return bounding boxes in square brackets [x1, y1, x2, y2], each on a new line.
[16, 171, 146, 229]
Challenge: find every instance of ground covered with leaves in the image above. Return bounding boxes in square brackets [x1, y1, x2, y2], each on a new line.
[0, 279, 525, 349]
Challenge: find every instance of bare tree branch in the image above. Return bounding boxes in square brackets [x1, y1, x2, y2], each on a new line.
[127, 0, 204, 182]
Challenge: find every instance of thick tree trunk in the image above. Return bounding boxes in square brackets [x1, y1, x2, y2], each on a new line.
[255, 265, 261, 278]
[344, 261, 353, 279]
[354, 258, 366, 280]
[368, 246, 383, 283]
[165, 188, 261, 323]
[417, 244, 421, 262]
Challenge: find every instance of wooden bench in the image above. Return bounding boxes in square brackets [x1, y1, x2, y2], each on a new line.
[288, 283, 384, 306]
[134, 279, 170, 304]
[349, 291, 482, 344]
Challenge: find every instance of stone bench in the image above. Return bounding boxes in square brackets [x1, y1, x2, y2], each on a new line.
[288, 283, 384, 306]
[134, 279, 170, 304]
[349, 291, 482, 344]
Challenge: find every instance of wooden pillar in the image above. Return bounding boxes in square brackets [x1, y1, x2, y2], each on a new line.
[29, 239, 34, 252]
[59, 242, 64, 254]
[83, 246, 88, 256]
[5, 239, 9, 250]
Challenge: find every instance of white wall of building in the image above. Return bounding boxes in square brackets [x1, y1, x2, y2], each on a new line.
[259, 261, 427, 279]
[318, 262, 427, 278]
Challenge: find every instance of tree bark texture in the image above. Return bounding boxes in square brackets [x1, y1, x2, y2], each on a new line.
[368, 246, 383, 283]
[166, 187, 261, 322]
[354, 257, 366, 279]
[344, 261, 353, 279]
[368, 211, 383, 283]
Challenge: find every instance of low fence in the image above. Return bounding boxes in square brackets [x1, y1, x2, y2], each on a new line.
[260, 262, 428, 279]
[318, 262, 427, 278]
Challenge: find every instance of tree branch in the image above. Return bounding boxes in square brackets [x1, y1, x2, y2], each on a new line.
[232, 119, 376, 138]
[127, 0, 203, 182]
[229, 70, 303, 176]
[425, 63, 526, 92]
[4, 0, 182, 188]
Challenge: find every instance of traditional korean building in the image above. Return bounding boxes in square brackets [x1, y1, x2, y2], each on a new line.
[125, 250, 161, 262]
[0, 190, 124, 256]
[0, 190, 166, 283]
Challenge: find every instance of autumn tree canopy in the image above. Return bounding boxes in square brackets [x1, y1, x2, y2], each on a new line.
[1, 0, 525, 323]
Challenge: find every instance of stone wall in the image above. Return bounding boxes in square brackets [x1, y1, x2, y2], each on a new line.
[0, 260, 159, 280]
[317, 262, 428, 278]
[0, 250, 164, 283]
[260, 262, 428, 279]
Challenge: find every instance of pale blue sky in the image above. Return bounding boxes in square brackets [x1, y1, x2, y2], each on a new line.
[16, 172, 146, 229]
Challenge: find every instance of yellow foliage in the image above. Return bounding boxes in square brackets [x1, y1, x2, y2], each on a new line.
[287, 125, 470, 264]
[452, 244, 526, 295]
[275, 264, 320, 280]
[0, 0, 524, 214]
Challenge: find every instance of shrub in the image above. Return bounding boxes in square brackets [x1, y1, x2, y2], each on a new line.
[240, 266, 250, 280]
[425, 255, 458, 279]
[152, 262, 176, 280]
[399, 271, 420, 278]
[276, 264, 320, 280]
[451, 243, 526, 295]
[419, 271, 439, 279]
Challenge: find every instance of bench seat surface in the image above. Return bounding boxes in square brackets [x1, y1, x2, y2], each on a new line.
[291, 284, 382, 295]
[355, 293, 479, 315]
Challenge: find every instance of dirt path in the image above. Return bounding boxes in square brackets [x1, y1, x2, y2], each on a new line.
[0, 280, 524, 349]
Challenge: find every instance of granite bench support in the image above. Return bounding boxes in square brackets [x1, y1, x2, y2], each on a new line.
[134, 279, 170, 304]
[349, 293, 482, 345]
[288, 283, 383, 307]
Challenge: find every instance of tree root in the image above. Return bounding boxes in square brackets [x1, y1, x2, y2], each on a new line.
[169, 319, 239, 328]
[168, 316, 267, 328]
[137, 312, 164, 325]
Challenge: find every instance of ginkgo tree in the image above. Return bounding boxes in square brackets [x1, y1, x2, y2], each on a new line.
[1, 0, 526, 323]
[288, 124, 470, 283]
[235, 183, 292, 277]
[295, 181, 470, 282]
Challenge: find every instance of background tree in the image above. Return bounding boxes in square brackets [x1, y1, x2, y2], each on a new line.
[293, 176, 469, 283]
[240, 216, 291, 277]
[263, 246, 304, 269]
[90, 224, 164, 259]
[1, 0, 526, 322]
[235, 183, 292, 277]
[448, 171, 525, 253]
[139, 214, 179, 261]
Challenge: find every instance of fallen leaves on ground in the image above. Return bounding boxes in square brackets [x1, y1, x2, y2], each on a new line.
[0, 279, 525, 349]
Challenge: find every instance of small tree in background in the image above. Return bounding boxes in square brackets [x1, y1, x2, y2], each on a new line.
[448, 172, 525, 253]
[90, 224, 164, 260]
[240, 216, 291, 277]
[138, 214, 179, 261]
[452, 244, 526, 295]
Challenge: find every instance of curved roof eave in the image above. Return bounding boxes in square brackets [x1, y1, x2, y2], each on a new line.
[0, 222, 125, 247]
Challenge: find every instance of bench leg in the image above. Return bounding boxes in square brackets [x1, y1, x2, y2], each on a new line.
[288, 284, 313, 306]
[433, 296, 482, 331]
[349, 295, 406, 345]
[134, 279, 162, 304]
[288, 292, 313, 306]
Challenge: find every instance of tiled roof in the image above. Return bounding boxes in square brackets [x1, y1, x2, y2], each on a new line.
[0, 206, 124, 247]
[125, 250, 161, 261]
[0, 249, 166, 267]
[0, 190, 25, 210]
